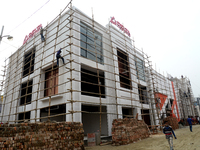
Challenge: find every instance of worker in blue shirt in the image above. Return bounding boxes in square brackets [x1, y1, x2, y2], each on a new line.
[56, 48, 65, 66]
[163, 121, 177, 150]
[187, 116, 194, 132]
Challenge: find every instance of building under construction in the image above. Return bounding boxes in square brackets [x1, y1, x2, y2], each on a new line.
[0, 4, 195, 137]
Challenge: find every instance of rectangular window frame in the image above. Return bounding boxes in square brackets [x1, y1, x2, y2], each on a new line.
[80, 22, 103, 64]
[20, 80, 33, 105]
[23, 48, 35, 77]
[117, 48, 131, 89]
[135, 57, 145, 81]
[40, 104, 66, 122]
[18, 111, 31, 123]
[81, 67, 105, 98]
[138, 84, 148, 104]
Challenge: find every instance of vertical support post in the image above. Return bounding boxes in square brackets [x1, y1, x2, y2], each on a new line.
[35, 23, 48, 122]
[91, 7, 102, 136]
[69, 2, 74, 122]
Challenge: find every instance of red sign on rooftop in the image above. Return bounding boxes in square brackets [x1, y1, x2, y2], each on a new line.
[110, 17, 130, 37]
[23, 24, 42, 45]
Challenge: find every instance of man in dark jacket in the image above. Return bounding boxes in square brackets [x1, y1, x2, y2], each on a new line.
[40, 27, 47, 42]
[163, 121, 177, 150]
[56, 48, 65, 66]
[187, 116, 193, 132]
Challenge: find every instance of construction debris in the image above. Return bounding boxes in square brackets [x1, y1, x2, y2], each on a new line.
[112, 118, 150, 146]
[163, 116, 179, 130]
[0, 122, 84, 150]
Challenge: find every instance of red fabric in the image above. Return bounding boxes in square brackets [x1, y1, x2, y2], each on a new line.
[154, 93, 167, 110]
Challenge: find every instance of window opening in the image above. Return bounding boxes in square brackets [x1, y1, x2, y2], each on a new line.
[138, 84, 148, 104]
[135, 57, 145, 81]
[23, 49, 35, 77]
[82, 105, 108, 136]
[170, 99, 174, 107]
[141, 109, 151, 125]
[20, 80, 33, 105]
[81, 67, 105, 98]
[117, 48, 131, 89]
[18, 111, 31, 123]
[80, 22, 103, 64]
[122, 108, 133, 118]
[40, 104, 66, 122]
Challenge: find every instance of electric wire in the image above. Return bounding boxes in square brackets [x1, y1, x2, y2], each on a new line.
[7, 0, 51, 34]
[1, 41, 17, 49]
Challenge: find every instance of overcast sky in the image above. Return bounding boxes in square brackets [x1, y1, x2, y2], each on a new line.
[0, 0, 200, 97]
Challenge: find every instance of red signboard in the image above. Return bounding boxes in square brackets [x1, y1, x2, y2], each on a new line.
[110, 17, 131, 37]
[23, 24, 42, 45]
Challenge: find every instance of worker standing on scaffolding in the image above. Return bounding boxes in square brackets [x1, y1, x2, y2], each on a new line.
[40, 27, 47, 42]
[163, 121, 177, 150]
[56, 48, 65, 66]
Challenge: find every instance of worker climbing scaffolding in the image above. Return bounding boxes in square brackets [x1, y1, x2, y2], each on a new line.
[0, 1, 197, 149]
[40, 26, 47, 42]
[56, 48, 65, 66]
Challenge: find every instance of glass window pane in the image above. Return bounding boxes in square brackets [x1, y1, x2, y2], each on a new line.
[81, 34, 86, 42]
[81, 48, 87, 57]
[88, 43, 95, 52]
[95, 39, 101, 47]
[80, 22, 103, 64]
[81, 27, 86, 35]
[87, 30, 94, 38]
[97, 54, 103, 63]
[135, 57, 145, 81]
[87, 37, 94, 45]
[81, 41, 86, 49]
[87, 51, 96, 61]
[96, 46, 102, 54]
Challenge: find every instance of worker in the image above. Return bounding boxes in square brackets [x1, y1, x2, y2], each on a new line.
[158, 98, 161, 105]
[40, 27, 47, 42]
[156, 97, 161, 110]
[56, 48, 65, 66]
[187, 116, 194, 132]
[163, 121, 177, 150]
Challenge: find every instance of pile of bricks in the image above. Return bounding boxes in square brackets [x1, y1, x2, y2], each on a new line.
[0, 122, 84, 150]
[112, 118, 150, 146]
[163, 116, 179, 130]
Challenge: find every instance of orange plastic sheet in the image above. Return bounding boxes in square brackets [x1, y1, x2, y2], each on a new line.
[154, 93, 167, 110]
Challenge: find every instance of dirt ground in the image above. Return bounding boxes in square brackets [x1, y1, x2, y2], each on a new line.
[85, 125, 200, 150]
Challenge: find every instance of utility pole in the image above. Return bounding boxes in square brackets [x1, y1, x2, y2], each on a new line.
[0, 26, 4, 44]
[0, 26, 13, 45]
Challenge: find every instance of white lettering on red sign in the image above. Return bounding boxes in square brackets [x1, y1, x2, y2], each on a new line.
[23, 24, 42, 45]
[110, 17, 130, 37]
